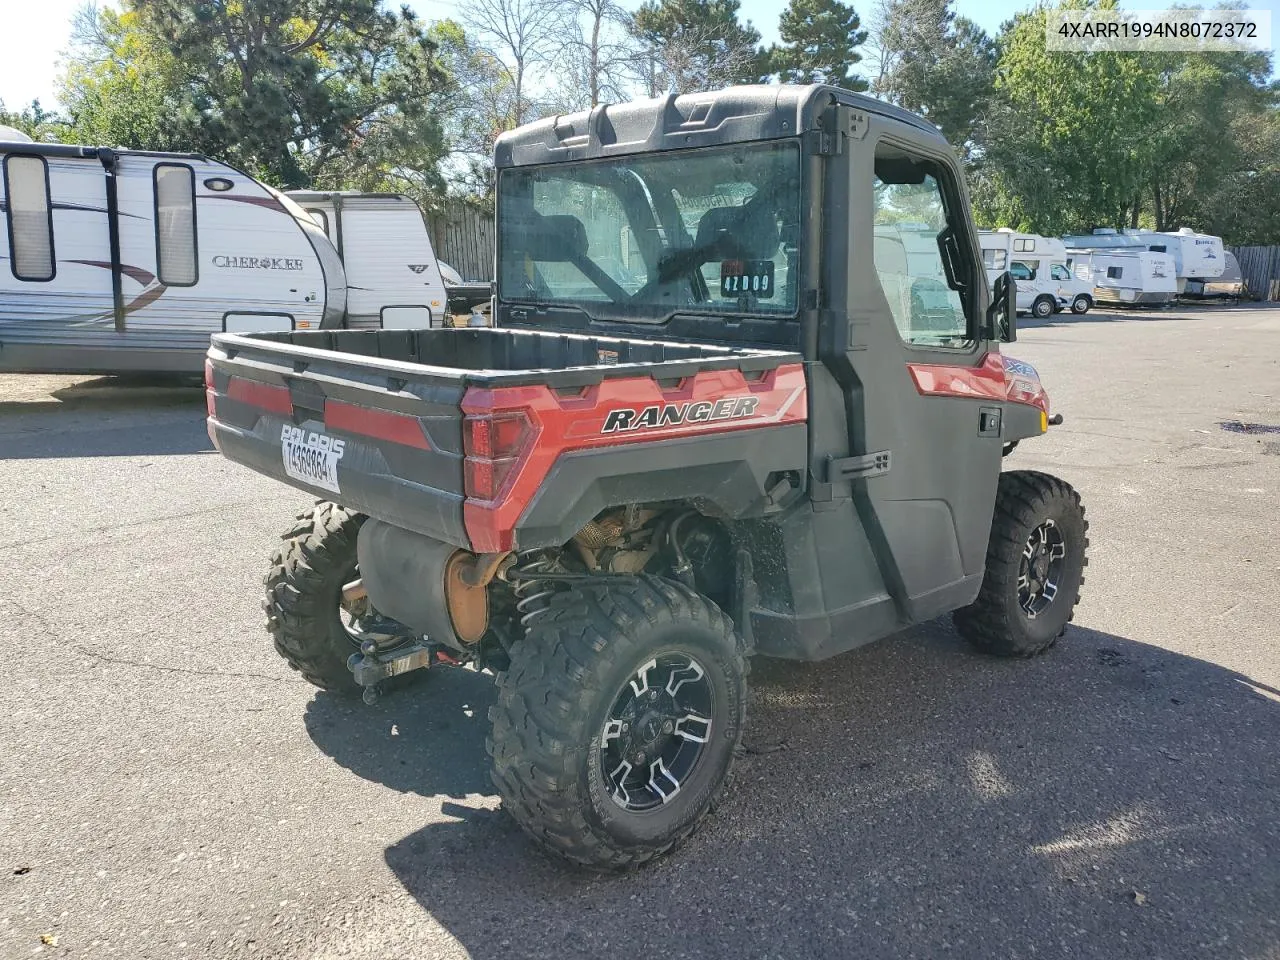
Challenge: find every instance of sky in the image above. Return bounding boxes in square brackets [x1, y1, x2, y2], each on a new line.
[2, 0, 1277, 114]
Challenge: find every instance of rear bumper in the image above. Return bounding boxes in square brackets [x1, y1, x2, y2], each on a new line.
[208, 416, 470, 548]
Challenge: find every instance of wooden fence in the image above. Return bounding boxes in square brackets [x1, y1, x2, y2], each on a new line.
[1229, 246, 1280, 301]
[427, 202, 494, 281]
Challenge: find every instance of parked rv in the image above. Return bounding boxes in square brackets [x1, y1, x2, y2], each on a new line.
[979, 229, 1094, 317]
[0, 141, 342, 373]
[0, 141, 487, 375]
[1064, 248, 1178, 307]
[1183, 250, 1245, 300]
[285, 191, 491, 328]
[1061, 228, 1225, 293]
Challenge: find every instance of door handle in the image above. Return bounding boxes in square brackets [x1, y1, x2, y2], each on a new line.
[978, 406, 1002, 437]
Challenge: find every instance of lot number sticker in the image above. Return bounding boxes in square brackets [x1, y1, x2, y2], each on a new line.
[281, 425, 345, 494]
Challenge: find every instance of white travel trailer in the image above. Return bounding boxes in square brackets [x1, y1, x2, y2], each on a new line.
[1064, 248, 1178, 307]
[1061, 228, 1225, 293]
[285, 191, 451, 330]
[979, 229, 1094, 317]
[0, 141, 346, 373]
[1183, 250, 1244, 300]
[0, 142, 480, 374]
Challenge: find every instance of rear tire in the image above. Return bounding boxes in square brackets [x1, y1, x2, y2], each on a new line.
[954, 471, 1088, 657]
[264, 502, 372, 695]
[1032, 296, 1055, 319]
[1071, 294, 1092, 314]
[488, 577, 746, 870]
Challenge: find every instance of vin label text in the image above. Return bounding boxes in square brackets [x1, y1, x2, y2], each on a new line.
[1047, 10, 1270, 52]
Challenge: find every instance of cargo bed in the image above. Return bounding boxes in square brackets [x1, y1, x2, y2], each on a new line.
[206, 327, 806, 552]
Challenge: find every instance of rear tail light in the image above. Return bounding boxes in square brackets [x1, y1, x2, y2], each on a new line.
[463, 410, 535, 501]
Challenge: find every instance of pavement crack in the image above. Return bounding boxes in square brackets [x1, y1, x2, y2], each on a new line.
[72, 643, 298, 684]
[3, 499, 268, 551]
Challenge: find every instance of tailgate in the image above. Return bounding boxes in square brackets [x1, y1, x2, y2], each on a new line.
[205, 333, 470, 548]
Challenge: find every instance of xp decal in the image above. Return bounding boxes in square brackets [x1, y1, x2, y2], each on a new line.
[602, 396, 761, 433]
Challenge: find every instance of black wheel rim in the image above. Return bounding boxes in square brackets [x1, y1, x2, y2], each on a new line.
[1018, 519, 1067, 618]
[599, 653, 715, 813]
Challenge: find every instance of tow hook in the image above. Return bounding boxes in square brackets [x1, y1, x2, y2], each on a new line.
[346, 637, 433, 705]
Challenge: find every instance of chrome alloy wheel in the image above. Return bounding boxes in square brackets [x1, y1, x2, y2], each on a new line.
[1018, 519, 1067, 618]
[600, 654, 715, 813]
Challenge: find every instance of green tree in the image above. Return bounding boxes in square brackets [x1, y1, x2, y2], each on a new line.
[1143, 49, 1275, 231]
[60, 5, 191, 152]
[970, 1, 1162, 233]
[770, 0, 868, 90]
[430, 18, 517, 199]
[0, 100, 71, 143]
[632, 0, 765, 94]
[106, 0, 452, 192]
[1196, 103, 1280, 244]
[871, 0, 995, 153]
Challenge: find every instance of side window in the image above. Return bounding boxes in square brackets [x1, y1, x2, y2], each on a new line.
[1051, 264, 1071, 281]
[872, 149, 973, 347]
[982, 247, 1007, 270]
[1010, 261, 1035, 281]
[1014, 238, 1035, 252]
[306, 208, 329, 236]
[4, 155, 55, 281]
[1107, 265, 1123, 279]
[154, 164, 197, 286]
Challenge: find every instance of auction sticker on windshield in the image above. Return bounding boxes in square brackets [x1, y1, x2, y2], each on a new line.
[281, 425, 345, 494]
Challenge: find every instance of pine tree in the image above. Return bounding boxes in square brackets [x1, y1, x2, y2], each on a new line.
[771, 0, 868, 91]
[632, 0, 766, 94]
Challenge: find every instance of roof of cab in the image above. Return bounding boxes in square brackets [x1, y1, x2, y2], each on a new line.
[494, 84, 945, 168]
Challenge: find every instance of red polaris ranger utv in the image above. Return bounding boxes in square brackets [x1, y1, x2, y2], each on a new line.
[206, 84, 1087, 869]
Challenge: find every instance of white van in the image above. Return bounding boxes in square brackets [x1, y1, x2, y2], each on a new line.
[1065, 249, 1178, 307]
[979, 229, 1094, 317]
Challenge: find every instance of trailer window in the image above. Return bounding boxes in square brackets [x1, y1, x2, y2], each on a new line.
[154, 164, 197, 286]
[1014, 238, 1035, 252]
[4, 155, 54, 281]
[982, 248, 1006, 270]
[1107, 266, 1123, 279]
[306, 208, 329, 236]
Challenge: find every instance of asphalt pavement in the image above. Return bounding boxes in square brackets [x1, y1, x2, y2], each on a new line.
[1, 304, 1278, 960]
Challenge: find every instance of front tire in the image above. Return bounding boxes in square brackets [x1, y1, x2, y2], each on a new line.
[1071, 294, 1092, 315]
[488, 577, 746, 870]
[954, 471, 1088, 657]
[1032, 296, 1055, 319]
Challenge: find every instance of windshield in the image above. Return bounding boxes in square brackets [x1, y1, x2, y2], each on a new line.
[497, 140, 801, 323]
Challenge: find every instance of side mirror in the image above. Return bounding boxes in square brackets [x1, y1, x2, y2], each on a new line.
[988, 270, 1017, 342]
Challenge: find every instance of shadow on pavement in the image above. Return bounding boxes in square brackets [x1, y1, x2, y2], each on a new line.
[1023, 308, 1182, 328]
[0, 376, 212, 459]
[306, 621, 1280, 959]
[305, 667, 497, 800]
